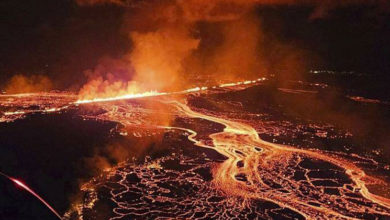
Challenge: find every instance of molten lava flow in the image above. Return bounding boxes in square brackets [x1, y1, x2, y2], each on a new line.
[2, 78, 390, 218]
[172, 101, 390, 218]
[0, 172, 62, 219]
[62, 78, 390, 218]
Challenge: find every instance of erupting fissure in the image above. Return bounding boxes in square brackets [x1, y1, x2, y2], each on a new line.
[74, 78, 266, 104]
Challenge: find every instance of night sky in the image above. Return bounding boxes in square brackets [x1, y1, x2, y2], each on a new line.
[1, 0, 389, 89]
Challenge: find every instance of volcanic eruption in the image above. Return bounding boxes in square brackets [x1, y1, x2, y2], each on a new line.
[1, 0, 390, 219]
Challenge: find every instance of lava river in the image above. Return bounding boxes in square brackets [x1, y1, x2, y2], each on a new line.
[67, 94, 390, 219]
[1, 81, 390, 219]
[173, 101, 390, 219]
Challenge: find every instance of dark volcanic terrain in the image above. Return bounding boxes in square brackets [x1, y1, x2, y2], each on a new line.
[0, 80, 390, 219]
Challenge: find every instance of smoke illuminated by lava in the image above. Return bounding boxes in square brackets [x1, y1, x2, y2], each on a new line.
[76, 0, 269, 101]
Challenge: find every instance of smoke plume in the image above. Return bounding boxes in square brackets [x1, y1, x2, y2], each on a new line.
[76, 0, 387, 99]
[128, 25, 200, 91]
[3, 75, 53, 94]
[77, 0, 264, 99]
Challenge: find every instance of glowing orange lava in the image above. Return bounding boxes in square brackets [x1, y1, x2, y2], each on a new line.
[74, 78, 266, 104]
[68, 79, 390, 218]
[171, 101, 390, 218]
[2, 78, 390, 218]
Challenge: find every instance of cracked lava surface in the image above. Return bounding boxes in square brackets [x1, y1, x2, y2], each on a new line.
[1, 82, 390, 219]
